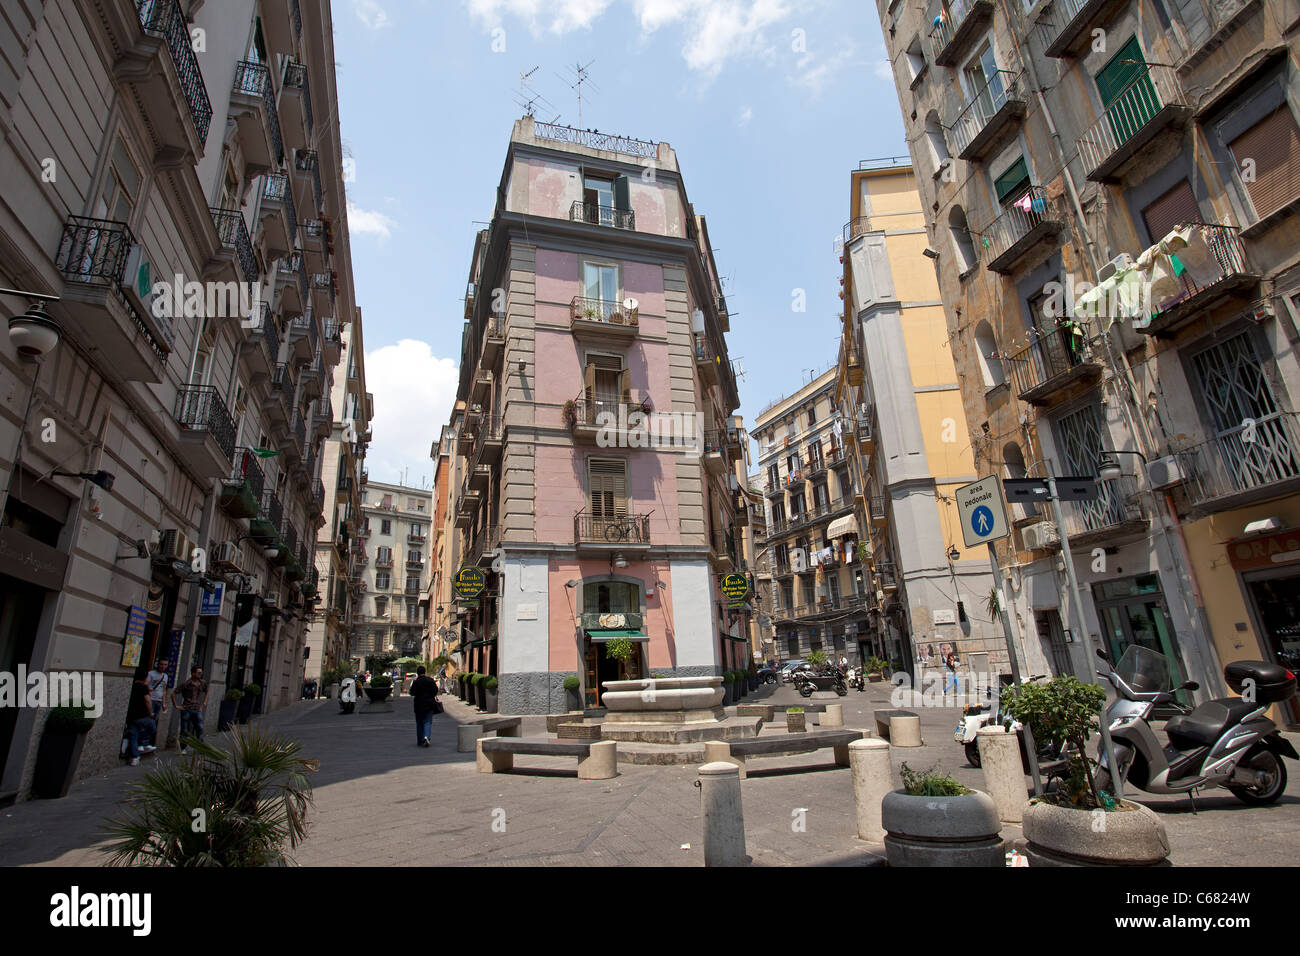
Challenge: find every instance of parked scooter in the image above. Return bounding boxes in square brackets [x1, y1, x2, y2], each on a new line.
[847, 668, 865, 692]
[954, 674, 1046, 768]
[1094, 645, 1298, 805]
[339, 677, 357, 715]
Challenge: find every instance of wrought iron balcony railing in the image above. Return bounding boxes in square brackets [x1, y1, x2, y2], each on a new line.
[1142, 224, 1253, 333]
[259, 488, 283, 533]
[174, 385, 236, 460]
[295, 148, 324, 213]
[210, 207, 258, 282]
[569, 200, 635, 230]
[983, 187, 1065, 274]
[283, 60, 314, 136]
[137, 0, 212, 142]
[928, 0, 992, 65]
[567, 397, 647, 429]
[843, 217, 873, 244]
[948, 69, 1025, 160]
[272, 362, 296, 397]
[264, 172, 298, 243]
[324, 318, 342, 347]
[232, 59, 283, 164]
[1077, 65, 1188, 181]
[1006, 322, 1100, 403]
[570, 296, 638, 326]
[1179, 412, 1300, 509]
[574, 510, 651, 545]
[534, 121, 658, 158]
[1058, 474, 1146, 541]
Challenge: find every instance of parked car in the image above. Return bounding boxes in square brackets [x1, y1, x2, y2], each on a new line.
[779, 660, 807, 684]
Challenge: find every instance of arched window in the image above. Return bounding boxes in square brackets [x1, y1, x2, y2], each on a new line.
[948, 205, 978, 274]
[974, 320, 1005, 389]
[924, 111, 950, 170]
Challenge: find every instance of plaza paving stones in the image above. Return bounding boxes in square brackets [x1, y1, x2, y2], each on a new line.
[1, 682, 1296, 866]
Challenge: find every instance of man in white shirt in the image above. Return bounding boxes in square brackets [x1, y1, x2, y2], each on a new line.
[143, 659, 169, 753]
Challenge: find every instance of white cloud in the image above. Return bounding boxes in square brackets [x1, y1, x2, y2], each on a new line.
[466, 0, 614, 35]
[363, 340, 460, 486]
[738, 105, 753, 126]
[347, 201, 397, 240]
[351, 0, 390, 29]
[789, 43, 858, 96]
[634, 0, 794, 77]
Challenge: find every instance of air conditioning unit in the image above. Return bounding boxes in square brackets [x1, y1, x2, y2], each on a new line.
[875, 589, 885, 602]
[262, 594, 279, 609]
[215, 541, 244, 573]
[1020, 520, 1060, 551]
[1146, 455, 1185, 490]
[1097, 252, 1134, 284]
[158, 529, 194, 563]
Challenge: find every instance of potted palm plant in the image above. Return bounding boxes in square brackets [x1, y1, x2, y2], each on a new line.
[32, 703, 96, 799]
[218, 688, 242, 731]
[563, 675, 582, 711]
[485, 676, 499, 713]
[101, 727, 318, 866]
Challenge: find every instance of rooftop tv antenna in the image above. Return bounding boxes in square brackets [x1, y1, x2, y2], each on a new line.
[557, 59, 598, 128]
[513, 65, 556, 119]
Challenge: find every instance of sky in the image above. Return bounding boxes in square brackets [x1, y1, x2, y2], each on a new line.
[331, 0, 907, 488]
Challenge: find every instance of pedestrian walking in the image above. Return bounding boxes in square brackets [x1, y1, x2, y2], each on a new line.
[173, 665, 209, 754]
[410, 666, 440, 747]
[943, 650, 962, 697]
[124, 679, 157, 765]
[146, 658, 169, 729]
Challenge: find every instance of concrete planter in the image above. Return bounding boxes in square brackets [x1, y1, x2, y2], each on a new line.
[365, 687, 392, 703]
[1022, 800, 1170, 866]
[485, 689, 498, 713]
[786, 712, 806, 733]
[882, 789, 1003, 867]
[218, 698, 239, 731]
[324, 683, 339, 699]
[32, 730, 88, 799]
[564, 688, 582, 711]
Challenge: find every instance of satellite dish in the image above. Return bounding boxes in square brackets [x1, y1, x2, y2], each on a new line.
[623, 297, 639, 312]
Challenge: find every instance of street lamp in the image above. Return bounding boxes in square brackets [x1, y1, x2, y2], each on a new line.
[4, 291, 62, 359]
[1097, 449, 1147, 482]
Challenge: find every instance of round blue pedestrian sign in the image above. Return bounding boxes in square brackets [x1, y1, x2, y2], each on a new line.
[971, 505, 995, 538]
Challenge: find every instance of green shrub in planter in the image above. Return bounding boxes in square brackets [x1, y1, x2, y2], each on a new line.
[46, 703, 96, 736]
[900, 762, 971, 797]
[370, 675, 393, 689]
[787, 706, 804, 714]
[486, 677, 499, 692]
[224, 689, 244, 702]
[563, 675, 581, 692]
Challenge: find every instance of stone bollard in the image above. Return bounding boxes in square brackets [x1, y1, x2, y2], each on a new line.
[457, 724, 484, 754]
[698, 761, 746, 866]
[977, 726, 1028, 823]
[820, 703, 844, 728]
[703, 740, 745, 779]
[890, 714, 923, 747]
[848, 738, 892, 842]
[578, 740, 618, 780]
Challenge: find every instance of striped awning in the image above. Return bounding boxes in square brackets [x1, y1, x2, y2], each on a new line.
[827, 514, 859, 539]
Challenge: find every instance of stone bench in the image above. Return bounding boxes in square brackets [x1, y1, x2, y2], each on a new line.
[736, 704, 774, 722]
[476, 737, 617, 779]
[873, 710, 922, 746]
[704, 730, 865, 778]
[456, 716, 523, 753]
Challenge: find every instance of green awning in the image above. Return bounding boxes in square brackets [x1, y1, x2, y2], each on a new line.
[722, 633, 748, 643]
[588, 629, 648, 641]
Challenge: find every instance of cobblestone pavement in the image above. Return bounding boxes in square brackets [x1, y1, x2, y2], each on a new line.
[1, 681, 1296, 866]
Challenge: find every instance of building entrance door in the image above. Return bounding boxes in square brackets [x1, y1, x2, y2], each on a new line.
[1094, 574, 1191, 708]
[1242, 568, 1300, 726]
[0, 573, 44, 790]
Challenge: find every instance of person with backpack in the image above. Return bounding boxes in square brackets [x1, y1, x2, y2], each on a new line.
[410, 665, 440, 747]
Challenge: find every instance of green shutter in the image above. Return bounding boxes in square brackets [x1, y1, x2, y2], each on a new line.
[613, 175, 631, 212]
[994, 156, 1030, 203]
[1095, 37, 1159, 148]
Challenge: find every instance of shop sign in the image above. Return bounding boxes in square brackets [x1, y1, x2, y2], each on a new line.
[1227, 528, 1300, 572]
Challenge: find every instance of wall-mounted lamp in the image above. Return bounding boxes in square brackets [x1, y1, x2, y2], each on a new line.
[947, 545, 960, 563]
[565, 579, 578, 589]
[4, 291, 62, 359]
[922, 247, 939, 260]
[613, 552, 628, 569]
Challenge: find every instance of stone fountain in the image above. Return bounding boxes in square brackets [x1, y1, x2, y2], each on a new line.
[595, 676, 760, 745]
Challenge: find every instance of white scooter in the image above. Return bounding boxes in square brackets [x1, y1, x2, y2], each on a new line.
[954, 674, 1046, 768]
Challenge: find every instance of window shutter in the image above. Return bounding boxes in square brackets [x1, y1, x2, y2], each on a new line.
[994, 156, 1030, 203]
[589, 459, 627, 518]
[1095, 37, 1147, 107]
[583, 363, 596, 403]
[619, 368, 631, 403]
[1229, 106, 1300, 221]
[1142, 179, 1201, 242]
[613, 175, 631, 212]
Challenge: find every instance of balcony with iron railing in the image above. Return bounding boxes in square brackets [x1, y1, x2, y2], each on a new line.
[311, 272, 336, 309]
[928, 0, 994, 66]
[174, 385, 236, 479]
[1038, 0, 1131, 58]
[875, 562, 899, 592]
[280, 59, 314, 147]
[277, 252, 309, 312]
[313, 396, 333, 437]
[984, 187, 1066, 274]
[53, 215, 170, 380]
[1077, 65, 1190, 183]
[375, 553, 394, 569]
[868, 495, 889, 522]
[323, 318, 343, 361]
[567, 396, 651, 445]
[844, 346, 863, 386]
[135, 0, 212, 148]
[695, 334, 720, 387]
[1056, 475, 1147, 547]
[1138, 224, 1258, 337]
[1006, 323, 1103, 405]
[219, 447, 266, 520]
[209, 207, 259, 283]
[230, 59, 283, 169]
[843, 217, 873, 244]
[293, 148, 324, 215]
[261, 171, 298, 256]
[574, 510, 652, 550]
[250, 488, 284, 546]
[949, 70, 1026, 162]
[1178, 413, 1300, 512]
[569, 296, 639, 341]
[470, 525, 500, 567]
[569, 200, 635, 230]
